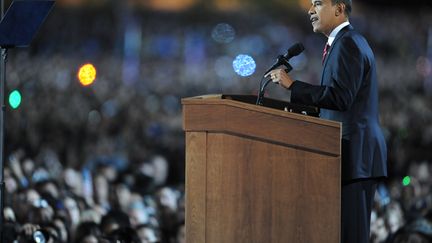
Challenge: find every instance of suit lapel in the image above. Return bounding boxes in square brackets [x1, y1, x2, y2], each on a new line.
[321, 25, 354, 85]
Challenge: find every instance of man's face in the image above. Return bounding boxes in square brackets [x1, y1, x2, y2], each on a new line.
[309, 0, 339, 36]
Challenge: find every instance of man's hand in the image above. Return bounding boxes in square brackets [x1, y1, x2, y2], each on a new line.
[264, 69, 295, 89]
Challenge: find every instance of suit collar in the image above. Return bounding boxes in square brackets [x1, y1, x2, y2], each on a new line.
[320, 24, 353, 85]
[331, 24, 353, 46]
[327, 22, 350, 46]
[322, 24, 353, 67]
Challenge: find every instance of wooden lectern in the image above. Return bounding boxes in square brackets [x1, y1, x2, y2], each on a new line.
[182, 94, 341, 243]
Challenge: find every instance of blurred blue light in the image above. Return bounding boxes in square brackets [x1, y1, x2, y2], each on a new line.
[162, 95, 180, 115]
[211, 23, 236, 44]
[232, 54, 256, 77]
[102, 100, 118, 118]
[184, 32, 206, 64]
[153, 35, 179, 58]
[123, 20, 142, 86]
[146, 122, 163, 139]
[265, 25, 294, 45]
[145, 95, 160, 114]
[239, 35, 266, 55]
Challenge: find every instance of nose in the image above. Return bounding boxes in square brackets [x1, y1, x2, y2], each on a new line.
[308, 5, 315, 15]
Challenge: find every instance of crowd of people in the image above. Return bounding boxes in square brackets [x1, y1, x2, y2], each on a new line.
[2, 2, 432, 242]
[3, 149, 185, 242]
[370, 162, 432, 242]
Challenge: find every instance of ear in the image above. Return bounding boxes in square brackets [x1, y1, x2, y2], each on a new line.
[335, 3, 346, 16]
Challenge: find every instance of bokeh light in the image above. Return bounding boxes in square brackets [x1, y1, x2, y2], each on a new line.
[9, 90, 22, 109]
[416, 56, 431, 78]
[402, 176, 411, 186]
[101, 99, 118, 118]
[162, 95, 180, 115]
[238, 35, 266, 55]
[215, 56, 236, 80]
[211, 23, 236, 44]
[213, 0, 242, 10]
[88, 110, 101, 126]
[298, 0, 312, 11]
[232, 54, 256, 77]
[142, 0, 198, 11]
[145, 95, 161, 115]
[78, 63, 97, 86]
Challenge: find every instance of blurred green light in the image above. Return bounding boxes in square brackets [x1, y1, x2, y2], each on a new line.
[402, 176, 411, 186]
[9, 90, 21, 109]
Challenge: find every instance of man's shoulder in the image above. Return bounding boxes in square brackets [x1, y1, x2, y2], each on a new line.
[335, 28, 375, 61]
[338, 29, 370, 49]
[339, 27, 365, 40]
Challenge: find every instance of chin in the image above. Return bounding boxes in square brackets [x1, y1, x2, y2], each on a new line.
[311, 24, 319, 32]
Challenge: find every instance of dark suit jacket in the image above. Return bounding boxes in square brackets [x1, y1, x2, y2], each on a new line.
[290, 25, 387, 181]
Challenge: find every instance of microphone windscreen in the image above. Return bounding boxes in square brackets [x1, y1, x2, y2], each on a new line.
[286, 43, 305, 59]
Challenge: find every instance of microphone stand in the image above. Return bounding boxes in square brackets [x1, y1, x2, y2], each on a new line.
[256, 57, 293, 106]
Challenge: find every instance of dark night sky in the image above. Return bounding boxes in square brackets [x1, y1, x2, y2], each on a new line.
[362, 0, 431, 7]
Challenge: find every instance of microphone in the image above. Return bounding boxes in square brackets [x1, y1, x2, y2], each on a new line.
[257, 43, 305, 105]
[264, 43, 305, 75]
[285, 42, 305, 60]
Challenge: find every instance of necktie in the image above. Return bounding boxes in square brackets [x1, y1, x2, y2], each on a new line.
[322, 43, 330, 65]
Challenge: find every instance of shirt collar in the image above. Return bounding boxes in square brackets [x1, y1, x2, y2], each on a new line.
[327, 21, 350, 46]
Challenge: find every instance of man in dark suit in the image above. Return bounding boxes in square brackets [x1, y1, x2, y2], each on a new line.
[265, 0, 387, 242]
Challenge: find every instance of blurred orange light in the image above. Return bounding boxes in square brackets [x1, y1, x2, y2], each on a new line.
[213, 0, 242, 11]
[143, 0, 197, 11]
[78, 63, 97, 86]
[299, 0, 311, 11]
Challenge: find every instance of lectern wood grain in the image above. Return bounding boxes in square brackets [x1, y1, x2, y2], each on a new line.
[183, 95, 341, 243]
[185, 132, 207, 243]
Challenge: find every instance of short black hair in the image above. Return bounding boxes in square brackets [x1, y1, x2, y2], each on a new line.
[331, 0, 352, 17]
